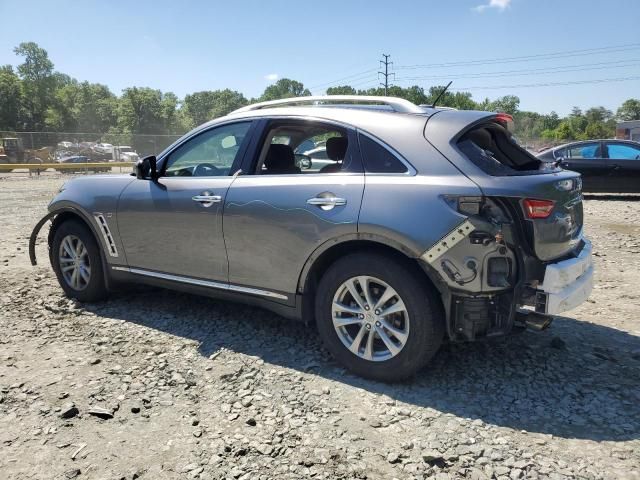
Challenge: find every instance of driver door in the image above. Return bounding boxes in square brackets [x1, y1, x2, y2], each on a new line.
[117, 121, 254, 282]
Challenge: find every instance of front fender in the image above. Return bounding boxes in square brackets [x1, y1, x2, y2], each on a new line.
[29, 204, 101, 265]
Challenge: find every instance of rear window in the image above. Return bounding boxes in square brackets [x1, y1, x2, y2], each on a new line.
[458, 122, 547, 176]
[359, 134, 408, 173]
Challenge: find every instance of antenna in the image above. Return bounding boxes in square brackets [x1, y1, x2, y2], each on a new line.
[431, 81, 453, 108]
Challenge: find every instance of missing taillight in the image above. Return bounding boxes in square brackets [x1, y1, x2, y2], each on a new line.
[523, 199, 555, 219]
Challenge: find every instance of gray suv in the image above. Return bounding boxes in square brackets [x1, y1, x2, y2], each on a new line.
[30, 96, 593, 381]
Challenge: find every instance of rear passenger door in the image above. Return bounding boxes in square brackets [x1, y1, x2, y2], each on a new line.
[603, 141, 640, 193]
[561, 142, 609, 192]
[222, 119, 365, 302]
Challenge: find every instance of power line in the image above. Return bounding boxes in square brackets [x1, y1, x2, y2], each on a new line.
[307, 67, 379, 90]
[378, 54, 395, 96]
[395, 43, 640, 70]
[452, 75, 640, 91]
[393, 59, 640, 82]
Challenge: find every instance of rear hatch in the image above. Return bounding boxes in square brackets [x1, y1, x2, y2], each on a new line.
[425, 110, 583, 261]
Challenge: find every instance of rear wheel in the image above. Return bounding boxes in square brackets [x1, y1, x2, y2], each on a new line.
[315, 253, 444, 382]
[50, 220, 107, 302]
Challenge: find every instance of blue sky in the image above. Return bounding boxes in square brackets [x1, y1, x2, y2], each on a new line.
[0, 0, 638, 115]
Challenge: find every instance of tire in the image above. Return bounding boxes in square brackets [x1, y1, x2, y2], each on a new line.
[315, 253, 444, 382]
[50, 219, 107, 302]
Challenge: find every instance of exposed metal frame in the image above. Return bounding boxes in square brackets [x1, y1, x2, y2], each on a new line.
[231, 96, 426, 115]
[421, 219, 476, 264]
[111, 266, 288, 300]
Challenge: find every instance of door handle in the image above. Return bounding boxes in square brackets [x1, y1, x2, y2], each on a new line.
[306, 196, 347, 210]
[192, 192, 222, 207]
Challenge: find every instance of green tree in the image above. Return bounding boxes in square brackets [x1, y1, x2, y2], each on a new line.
[14, 42, 56, 130]
[182, 89, 247, 128]
[584, 121, 613, 139]
[46, 81, 118, 132]
[259, 78, 311, 101]
[584, 106, 613, 124]
[0, 65, 23, 130]
[554, 121, 575, 141]
[117, 87, 181, 135]
[617, 98, 640, 121]
[325, 85, 357, 95]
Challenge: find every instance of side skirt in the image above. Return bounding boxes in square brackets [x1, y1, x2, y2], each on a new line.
[109, 266, 303, 322]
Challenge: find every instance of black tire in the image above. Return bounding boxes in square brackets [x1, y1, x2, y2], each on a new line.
[315, 253, 444, 382]
[50, 219, 108, 302]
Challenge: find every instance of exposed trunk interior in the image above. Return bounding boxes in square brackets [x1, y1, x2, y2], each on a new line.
[458, 122, 542, 175]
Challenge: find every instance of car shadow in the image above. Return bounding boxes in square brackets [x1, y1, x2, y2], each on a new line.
[584, 194, 640, 201]
[85, 287, 640, 442]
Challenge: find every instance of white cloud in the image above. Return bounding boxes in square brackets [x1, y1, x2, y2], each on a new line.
[264, 73, 279, 81]
[473, 0, 511, 12]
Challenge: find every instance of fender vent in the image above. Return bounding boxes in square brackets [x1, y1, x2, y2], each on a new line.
[93, 213, 118, 257]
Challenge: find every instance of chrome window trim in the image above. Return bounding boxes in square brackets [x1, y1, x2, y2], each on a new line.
[111, 266, 288, 300]
[357, 130, 417, 176]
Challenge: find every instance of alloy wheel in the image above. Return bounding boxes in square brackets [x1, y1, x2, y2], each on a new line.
[58, 235, 91, 291]
[331, 275, 410, 362]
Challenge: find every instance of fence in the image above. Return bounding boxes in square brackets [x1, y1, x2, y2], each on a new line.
[0, 131, 183, 176]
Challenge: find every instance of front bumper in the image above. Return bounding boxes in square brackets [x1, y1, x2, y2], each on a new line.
[535, 239, 594, 315]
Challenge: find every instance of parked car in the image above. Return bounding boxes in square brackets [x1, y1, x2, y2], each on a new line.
[54, 155, 110, 173]
[113, 145, 140, 163]
[537, 139, 640, 193]
[30, 96, 592, 381]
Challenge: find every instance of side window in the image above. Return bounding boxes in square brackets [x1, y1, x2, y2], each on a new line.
[358, 134, 408, 173]
[253, 122, 360, 175]
[164, 122, 251, 177]
[553, 148, 567, 159]
[606, 143, 640, 160]
[567, 142, 600, 159]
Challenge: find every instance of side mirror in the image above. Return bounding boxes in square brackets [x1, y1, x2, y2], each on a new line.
[135, 155, 158, 180]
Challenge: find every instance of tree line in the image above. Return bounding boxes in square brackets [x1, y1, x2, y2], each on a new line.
[1, 42, 639, 143]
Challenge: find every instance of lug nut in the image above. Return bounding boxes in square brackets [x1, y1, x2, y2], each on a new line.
[364, 305, 369, 311]
[375, 309, 381, 315]
[359, 314, 365, 319]
[365, 324, 371, 330]
[375, 321, 381, 327]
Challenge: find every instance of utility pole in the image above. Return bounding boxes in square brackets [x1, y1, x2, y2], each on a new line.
[378, 54, 394, 96]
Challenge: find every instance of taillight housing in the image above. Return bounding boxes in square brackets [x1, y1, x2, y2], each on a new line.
[523, 199, 555, 219]
[493, 113, 514, 132]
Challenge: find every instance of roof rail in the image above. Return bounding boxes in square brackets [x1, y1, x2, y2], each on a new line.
[230, 95, 425, 114]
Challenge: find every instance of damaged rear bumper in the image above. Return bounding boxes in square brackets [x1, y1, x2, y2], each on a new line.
[535, 239, 594, 315]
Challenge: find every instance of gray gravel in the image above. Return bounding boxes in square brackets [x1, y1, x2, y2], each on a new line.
[1, 175, 639, 480]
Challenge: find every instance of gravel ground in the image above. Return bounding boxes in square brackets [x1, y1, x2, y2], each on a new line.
[1, 174, 639, 480]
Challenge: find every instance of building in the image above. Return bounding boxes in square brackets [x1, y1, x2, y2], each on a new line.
[616, 120, 640, 141]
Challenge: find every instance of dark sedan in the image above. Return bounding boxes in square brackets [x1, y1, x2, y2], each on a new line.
[537, 139, 640, 193]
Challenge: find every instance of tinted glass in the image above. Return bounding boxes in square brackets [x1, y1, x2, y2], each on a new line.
[359, 134, 408, 173]
[568, 143, 600, 159]
[256, 123, 360, 174]
[607, 143, 640, 160]
[165, 122, 251, 177]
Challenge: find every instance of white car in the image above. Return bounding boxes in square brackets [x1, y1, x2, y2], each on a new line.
[113, 146, 140, 162]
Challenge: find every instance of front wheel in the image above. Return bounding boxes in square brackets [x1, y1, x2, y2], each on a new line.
[315, 253, 444, 382]
[50, 220, 107, 302]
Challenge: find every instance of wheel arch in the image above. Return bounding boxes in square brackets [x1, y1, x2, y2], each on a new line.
[30, 206, 112, 289]
[297, 235, 448, 324]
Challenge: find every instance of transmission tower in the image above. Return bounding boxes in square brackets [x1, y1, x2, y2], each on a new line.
[378, 54, 395, 96]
